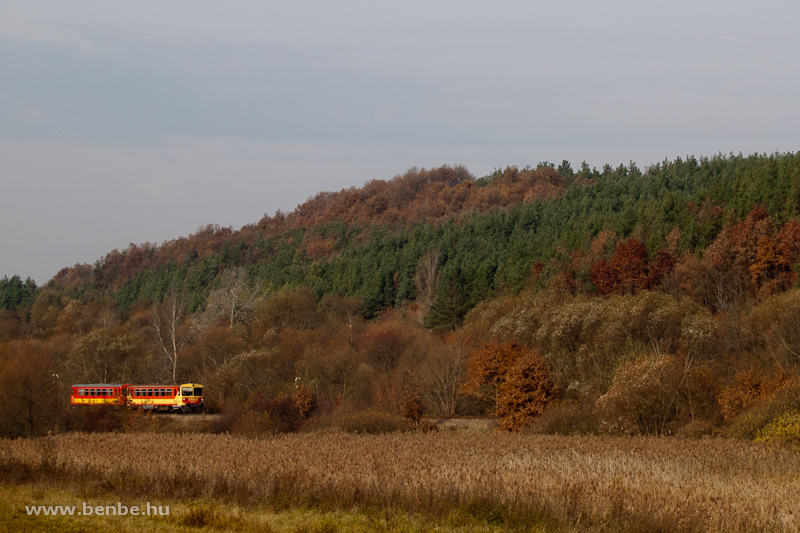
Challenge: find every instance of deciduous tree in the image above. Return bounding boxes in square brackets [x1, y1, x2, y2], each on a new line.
[496, 351, 553, 431]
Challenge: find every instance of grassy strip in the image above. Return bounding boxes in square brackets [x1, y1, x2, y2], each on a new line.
[0, 484, 550, 533]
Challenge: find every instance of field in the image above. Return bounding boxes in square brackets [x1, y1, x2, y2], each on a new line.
[2, 432, 799, 532]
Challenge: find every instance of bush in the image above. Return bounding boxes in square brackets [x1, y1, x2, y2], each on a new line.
[530, 400, 598, 435]
[756, 411, 800, 445]
[214, 394, 305, 437]
[402, 392, 423, 425]
[295, 384, 317, 420]
[333, 410, 412, 434]
[595, 355, 681, 435]
[726, 378, 800, 440]
[65, 406, 140, 433]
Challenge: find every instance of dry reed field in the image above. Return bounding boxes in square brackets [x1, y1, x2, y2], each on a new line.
[2, 432, 800, 532]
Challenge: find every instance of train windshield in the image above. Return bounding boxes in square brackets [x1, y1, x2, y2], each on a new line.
[181, 387, 193, 397]
[194, 387, 203, 397]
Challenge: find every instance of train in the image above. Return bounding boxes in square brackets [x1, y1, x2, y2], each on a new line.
[70, 382, 204, 412]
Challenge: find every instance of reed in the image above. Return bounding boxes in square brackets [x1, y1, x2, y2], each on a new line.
[2, 432, 798, 532]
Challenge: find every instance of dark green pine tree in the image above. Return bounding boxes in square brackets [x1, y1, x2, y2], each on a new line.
[0, 275, 37, 311]
[426, 259, 470, 330]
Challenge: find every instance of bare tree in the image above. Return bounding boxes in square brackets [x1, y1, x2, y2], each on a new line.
[204, 267, 269, 328]
[415, 250, 441, 319]
[420, 335, 468, 416]
[151, 284, 188, 382]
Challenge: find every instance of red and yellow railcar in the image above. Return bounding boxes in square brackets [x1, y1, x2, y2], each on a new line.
[70, 382, 204, 412]
[70, 384, 128, 406]
[128, 383, 204, 412]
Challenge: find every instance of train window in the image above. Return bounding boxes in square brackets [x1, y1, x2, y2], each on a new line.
[194, 387, 203, 397]
[148, 388, 153, 396]
[160, 388, 165, 396]
[135, 389, 141, 397]
[78, 389, 84, 396]
[89, 389, 95, 396]
[181, 387, 192, 396]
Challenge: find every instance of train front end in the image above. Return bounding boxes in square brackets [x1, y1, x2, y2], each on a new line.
[177, 383, 204, 412]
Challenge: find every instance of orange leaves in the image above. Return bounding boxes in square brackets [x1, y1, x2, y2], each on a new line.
[303, 234, 335, 259]
[496, 352, 553, 431]
[464, 341, 553, 430]
[717, 368, 790, 422]
[590, 238, 671, 295]
[253, 164, 566, 233]
[678, 206, 799, 307]
[463, 341, 525, 406]
[401, 392, 423, 425]
[295, 384, 317, 420]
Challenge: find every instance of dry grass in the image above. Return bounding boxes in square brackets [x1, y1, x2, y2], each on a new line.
[2, 432, 800, 532]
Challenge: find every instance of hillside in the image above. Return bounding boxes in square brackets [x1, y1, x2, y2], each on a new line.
[2, 151, 800, 440]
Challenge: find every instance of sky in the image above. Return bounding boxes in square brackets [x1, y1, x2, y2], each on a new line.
[1, 1, 799, 284]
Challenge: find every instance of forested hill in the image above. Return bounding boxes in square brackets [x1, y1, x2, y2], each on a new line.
[3, 151, 800, 330]
[5, 150, 800, 439]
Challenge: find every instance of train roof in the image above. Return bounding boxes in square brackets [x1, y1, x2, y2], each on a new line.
[71, 382, 203, 388]
[71, 383, 124, 387]
[131, 383, 203, 387]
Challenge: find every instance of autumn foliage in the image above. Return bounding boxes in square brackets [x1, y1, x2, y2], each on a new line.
[4, 152, 800, 441]
[496, 352, 553, 431]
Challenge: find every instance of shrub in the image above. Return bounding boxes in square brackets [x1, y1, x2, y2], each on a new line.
[333, 410, 412, 434]
[401, 392, 423, 425]
[726, 378, 800, 440]
[295, 384, 317, 420]
[530, 400, 598, 435]
[595, 355, 681, 435]
[718, 368, 789, 422]
[65, 406, 139, 433]
[756, 411, 800, 445]
[219, 394, 304, 436]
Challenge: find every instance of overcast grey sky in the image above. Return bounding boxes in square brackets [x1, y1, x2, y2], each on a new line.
[1, 1, 798, 283]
